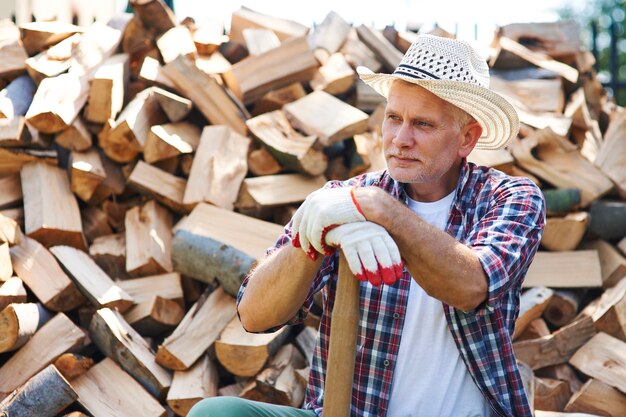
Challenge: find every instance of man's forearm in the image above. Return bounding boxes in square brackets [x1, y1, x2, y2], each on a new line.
[238, 244, 323, 332]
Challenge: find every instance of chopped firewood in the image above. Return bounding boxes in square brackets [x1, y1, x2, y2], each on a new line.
[81, 206, 114, 244]
[56, 117, 92, 151]
[100, 87, 167, 163]
[218, 382, 246, 397]
[171, 203, 283, 296]
[239, 344, 307, 407]
[18, 21, 82, 56]
[139, 56, 177, 91]
[513, 316, 596, 370]
[534, 377, 571, 412]
[53, 353, 94, 381]
[167, 354, 219, 417]
[588, 200, 626, 242]
[310, 11, 351, 55]
[354, 79, 387, 112]
[0, 364, 77, 417]
[0, 147, 57, 177]
[511, 128, 613, 207]
[156, 26, 197, 64]
[467, 148, 515, 174]
[513, 286, 554, 340]
[295, 326, 317, 366]
[0, 208, 23, 227]
[125, 199, 173, 276]
[247, 110, 327, 176]
[310, 52, 355, 96]
[69, 149, 107, 203]
[156, 287, 237, 370]
[223, 36, 319, 105]
[184, 125, 250, 211]
[50, 245, 134, 313]
[0, 20, 28, 78]
[595, 111, 626, 199]
[499, 21, 581, 59]
[569, 332, 626, 393]
[0, 243, 10, 281]
[0, 213, 21, 246]
[21, 162, 86, 250]
[89, 307, 172, 398]
[83, 53, 129, 124]
[490, 76, 564, 114]
[580, 239, 626, 289]
[128, 160, 188, 214]
[544, 289, 587, 327]
[215, 316, 289, 377]
[89, 233, 127, 279]
[124, 295, 184, 336]
[0, 75, 36, 118]
[153, 88, 192, 123]
[350, 132, 384, 175]
[117, 272, 183, 306]
[536, 363, 583, 395]
[0, 117, 32, 147]
[0, 276, 26, 309]
[251, 82, 306, 116]
[0, 313, 85, 397]
[541, 212, 589, 252]
[523, 251, 602, 288]
[195, 51, 232, 75]
[517, 318, 551, 341]
[356, 25, 403, 72]
[192, 20, 227, 55]
[144, 122, 200, 164]
[73, 357, 166, 417]
[243, 28, 280, 56]
[229, 7, 308, 44]
[163, 55, 248, 135]
[10, 237, 85, 311]
[0, 302, 51, 353]
[129, 0, 177, 37]
[542, 188, 581, 216]
[247, 146, 282, 176]
[564, 378, 626, 416]
[24, 35, 76, 85]
[341, 29, 383, 73]
[0, 174, 21, 210]
[236, 173, 327, 218]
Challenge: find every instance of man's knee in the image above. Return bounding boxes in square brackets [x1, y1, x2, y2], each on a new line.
[187, 397, 254, 417]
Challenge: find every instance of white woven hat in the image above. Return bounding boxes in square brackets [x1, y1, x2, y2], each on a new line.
[357, 34, 519, 150]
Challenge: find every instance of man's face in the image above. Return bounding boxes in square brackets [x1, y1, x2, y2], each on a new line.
[382, 81, 467, 193]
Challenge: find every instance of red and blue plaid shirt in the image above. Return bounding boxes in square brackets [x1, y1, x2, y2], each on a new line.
[237, 159, 546, 417]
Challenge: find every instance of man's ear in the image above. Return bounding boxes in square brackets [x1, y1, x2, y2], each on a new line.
[458, 121, 482, 158]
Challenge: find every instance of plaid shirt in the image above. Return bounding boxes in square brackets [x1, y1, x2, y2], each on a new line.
[237, 160, 545, 417]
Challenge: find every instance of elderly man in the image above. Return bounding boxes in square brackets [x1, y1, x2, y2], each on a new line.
[189, 34, 545, 417]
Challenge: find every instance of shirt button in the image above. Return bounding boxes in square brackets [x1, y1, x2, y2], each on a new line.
[383, 359, 390, 367]
[393, 313, 400, 319]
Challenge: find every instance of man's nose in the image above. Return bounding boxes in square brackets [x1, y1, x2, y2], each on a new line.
[393, 121, 414, 148]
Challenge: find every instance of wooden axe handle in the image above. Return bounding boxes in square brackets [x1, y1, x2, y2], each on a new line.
[324, 252, 360, 417]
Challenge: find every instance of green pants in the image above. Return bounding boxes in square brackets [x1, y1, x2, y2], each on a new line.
[188, 397, 318, 417]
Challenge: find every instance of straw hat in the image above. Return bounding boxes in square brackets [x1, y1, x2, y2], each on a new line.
[357, 34, 519, 150]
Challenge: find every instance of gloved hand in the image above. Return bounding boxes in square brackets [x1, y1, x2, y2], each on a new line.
[325, 221, 404, 286]
[291, 187, 366, 259]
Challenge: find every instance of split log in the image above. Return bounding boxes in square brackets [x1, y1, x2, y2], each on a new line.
[467, 148, 515, 174]
[517, 318, 551, 341]
[10, 236, 86, 311]
[581, 239, 626, 289]
[139, 56, 177, 91]
[251, 82, 306, 116]
[0, 20, 28, 78]
[523, 251, 602, 288]
[564, 379, 626, 417]
[56, 117, 92, 151]
[595, 111, 626, 199]
[498, 21, 581, 59]
[81, 205, 114, 244]
[310, 53, 355, 96]
[193, 20, 227, 55]
[544, 289, 587, 327]
[156, 26, 197, 64]
[243, 28, 280, 56]
[156, 287, 237, 371]
[0, 277, 26, 309]
[50, 245, 134, 313]
[229, 6, 308, 45]
[100, 87, 167, 163]
[534, 377, 571, 412]
[351, 132, 385, 175]
[0, 244, 10, 281]
[124, 295, 184, 336]
[89, 233, 127, 280]
[83, 53, 129, 124]
[116, 272, 183, 306]
[354, 79, 387, 112]
[73, 357, 166, 417]
[125, 199, 173, 276]
[341, 29, 383, 74]
[218, 382, 246, 397]
[0, 75, 36, 118]
[24, 34, 77, 85]
[569, 332, 626, 393]
[578, 276, 626, 340]
[162, 55, 248, 135]
[223, 36, 319, 105]
[536, 363, 583, 395]
[69, 149, 107, 204]
[129, 0, 177, 37]
[511, 128, 613, 207]
[356, 24, 403, 72]
[215, 316, 289, 377]
[0, 364, 77, 417]
[0, 117, 31, 147]
[171, 203, 283, 296]
[128, 160, 188, 214]
[236, 174, 327, 219]
[89, 307, 172, 398]
[246, 110, 327, 176]
[144, 122, 200, 164]
[247, 146, 282, 176]
[0, 302, 51, 353]
[295, 326, 317, 366]
[0, 174, 21, 210]
[0, 214, 21, 246]
[0, 146, 57, 177]
[153, 88, 192, 123]
[239, 344, 307, 407]
[513, 316, 596, 370]
[490, 76, 564, 114]
[53, 353, 94, 381]
[183, 125, 250, 211]
[0, 313, 85, 397]
[309, 11, 351, 55]
[541, 212, 589, 252]
[588, 200, 626, 242]
[195, 51, 233, 75]
[513, 286, 554, 340]
[18, 21, 82, 56]
[167, 354, 219, 416]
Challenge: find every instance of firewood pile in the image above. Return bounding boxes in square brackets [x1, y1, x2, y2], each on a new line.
[0, 1, 625, 415]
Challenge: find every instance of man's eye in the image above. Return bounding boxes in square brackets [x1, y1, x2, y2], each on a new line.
[416, 120, 431, 127]
[387, 114, 399, 121]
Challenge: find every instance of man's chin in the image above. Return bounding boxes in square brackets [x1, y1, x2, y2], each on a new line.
[388, 167, 426, 184]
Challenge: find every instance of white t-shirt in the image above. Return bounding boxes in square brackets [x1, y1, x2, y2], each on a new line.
[386, 191, 492, 417]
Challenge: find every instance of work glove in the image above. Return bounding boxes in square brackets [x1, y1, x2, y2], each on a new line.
[291, 187, 366, 259]
[325, 221, 404, 286]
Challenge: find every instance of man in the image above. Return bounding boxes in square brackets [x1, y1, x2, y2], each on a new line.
[189, 34, 545, 417]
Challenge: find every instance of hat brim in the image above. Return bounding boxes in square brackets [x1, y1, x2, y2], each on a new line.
[357, 66, 520, 150]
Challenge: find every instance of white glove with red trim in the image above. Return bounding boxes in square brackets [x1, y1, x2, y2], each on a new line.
[291, 187, 366, 259]
[325, 221, 404, 286]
